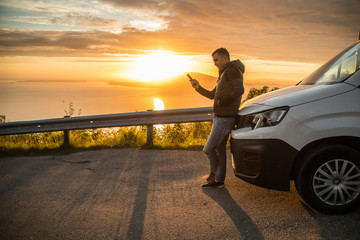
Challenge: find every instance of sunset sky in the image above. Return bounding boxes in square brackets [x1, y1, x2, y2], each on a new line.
[0, 0, 359, 84]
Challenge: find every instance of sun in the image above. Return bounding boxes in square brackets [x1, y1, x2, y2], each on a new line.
[126, 51, 190, 82]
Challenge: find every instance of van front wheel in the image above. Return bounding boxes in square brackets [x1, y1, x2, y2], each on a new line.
[295, 144, 360, 214]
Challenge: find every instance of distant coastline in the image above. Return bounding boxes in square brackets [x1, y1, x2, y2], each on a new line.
[106, 72, 297, 89]
[1, 71, 298, 89]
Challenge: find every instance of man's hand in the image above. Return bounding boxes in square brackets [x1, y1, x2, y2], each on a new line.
[189, 79, 200, 90]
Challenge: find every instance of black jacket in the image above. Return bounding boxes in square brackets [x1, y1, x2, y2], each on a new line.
[196, 59, 245, 116]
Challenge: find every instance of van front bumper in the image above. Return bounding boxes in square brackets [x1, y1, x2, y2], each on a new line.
[230, 138, 298, 191]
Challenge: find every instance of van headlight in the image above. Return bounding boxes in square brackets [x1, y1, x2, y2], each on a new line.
[239, 107, 289, 130]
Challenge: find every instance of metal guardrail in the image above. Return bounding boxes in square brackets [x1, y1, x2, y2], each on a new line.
[0, 107, 213, 145]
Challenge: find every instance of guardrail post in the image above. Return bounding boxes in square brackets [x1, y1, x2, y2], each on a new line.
[146, 124, 153, 145]
[146, 110, 154, 145]
[62, 116, 70, 147]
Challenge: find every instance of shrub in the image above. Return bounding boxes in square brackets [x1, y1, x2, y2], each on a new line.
[244, 86, 279, 102]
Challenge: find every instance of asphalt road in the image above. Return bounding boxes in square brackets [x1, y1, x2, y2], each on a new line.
[0, 148, 359, 240]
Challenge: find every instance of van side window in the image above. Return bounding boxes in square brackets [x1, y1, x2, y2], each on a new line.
[301, 42, 360, 85]
[340, 53, 357, 79]
[318, 47, 359, 84]
[318, 63, 340, 83]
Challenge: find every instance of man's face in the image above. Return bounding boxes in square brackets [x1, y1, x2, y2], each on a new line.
[212, 53, 229, 70]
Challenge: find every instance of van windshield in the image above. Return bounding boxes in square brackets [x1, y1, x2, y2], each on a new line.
[300, 42, 360, 85]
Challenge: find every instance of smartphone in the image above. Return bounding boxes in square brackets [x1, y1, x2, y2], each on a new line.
[187, 74, 193, 81]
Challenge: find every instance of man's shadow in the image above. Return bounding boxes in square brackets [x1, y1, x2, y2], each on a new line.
[203, 187, 264, 240]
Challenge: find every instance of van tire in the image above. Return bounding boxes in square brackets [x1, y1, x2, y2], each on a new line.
[295, 144, 360, 214]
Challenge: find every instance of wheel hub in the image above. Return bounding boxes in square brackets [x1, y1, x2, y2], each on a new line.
[313, 159, 360, 206]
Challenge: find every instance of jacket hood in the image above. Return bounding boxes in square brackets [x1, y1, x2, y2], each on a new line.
[229, 59, 245, 73]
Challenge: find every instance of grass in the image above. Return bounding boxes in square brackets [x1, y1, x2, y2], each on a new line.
[0, 122, 212, 157]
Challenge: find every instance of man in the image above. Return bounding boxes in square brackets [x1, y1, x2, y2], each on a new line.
[189, 48, 245, 188]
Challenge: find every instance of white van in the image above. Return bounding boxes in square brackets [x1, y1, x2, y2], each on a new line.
[230, 36, 360, 214]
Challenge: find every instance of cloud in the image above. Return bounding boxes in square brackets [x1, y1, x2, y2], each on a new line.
[0, 0, 359, 62]
[0, 29, 101, 58]
[0, 29, 97, 49]
[100, 0, 360, 61]
[49, 13, 116, 27]
[0, 0, 123, 30]
[0, 28, 172, 57]
[100, 0, 167, 11]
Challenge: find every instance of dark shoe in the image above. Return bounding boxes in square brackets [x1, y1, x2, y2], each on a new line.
[206, 172, 215, 183]
[202, 179, 224, 188]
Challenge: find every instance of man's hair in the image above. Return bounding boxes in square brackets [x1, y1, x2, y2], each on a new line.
[212, 48, 230, 59]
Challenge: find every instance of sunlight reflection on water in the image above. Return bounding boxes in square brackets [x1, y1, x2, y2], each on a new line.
[153, 97, 165, 130]
[153, 98, 165, 111]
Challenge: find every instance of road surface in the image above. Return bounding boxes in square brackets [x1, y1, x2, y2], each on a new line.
[1, 148, 359, 239]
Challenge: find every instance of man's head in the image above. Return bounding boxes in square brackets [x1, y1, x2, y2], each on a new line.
[212, 48, 230, 70]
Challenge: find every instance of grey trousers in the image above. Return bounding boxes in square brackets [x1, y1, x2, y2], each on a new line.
[203, 116, 235, 183]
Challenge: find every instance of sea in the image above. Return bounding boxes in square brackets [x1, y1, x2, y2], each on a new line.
[0, 80, 292, 122]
